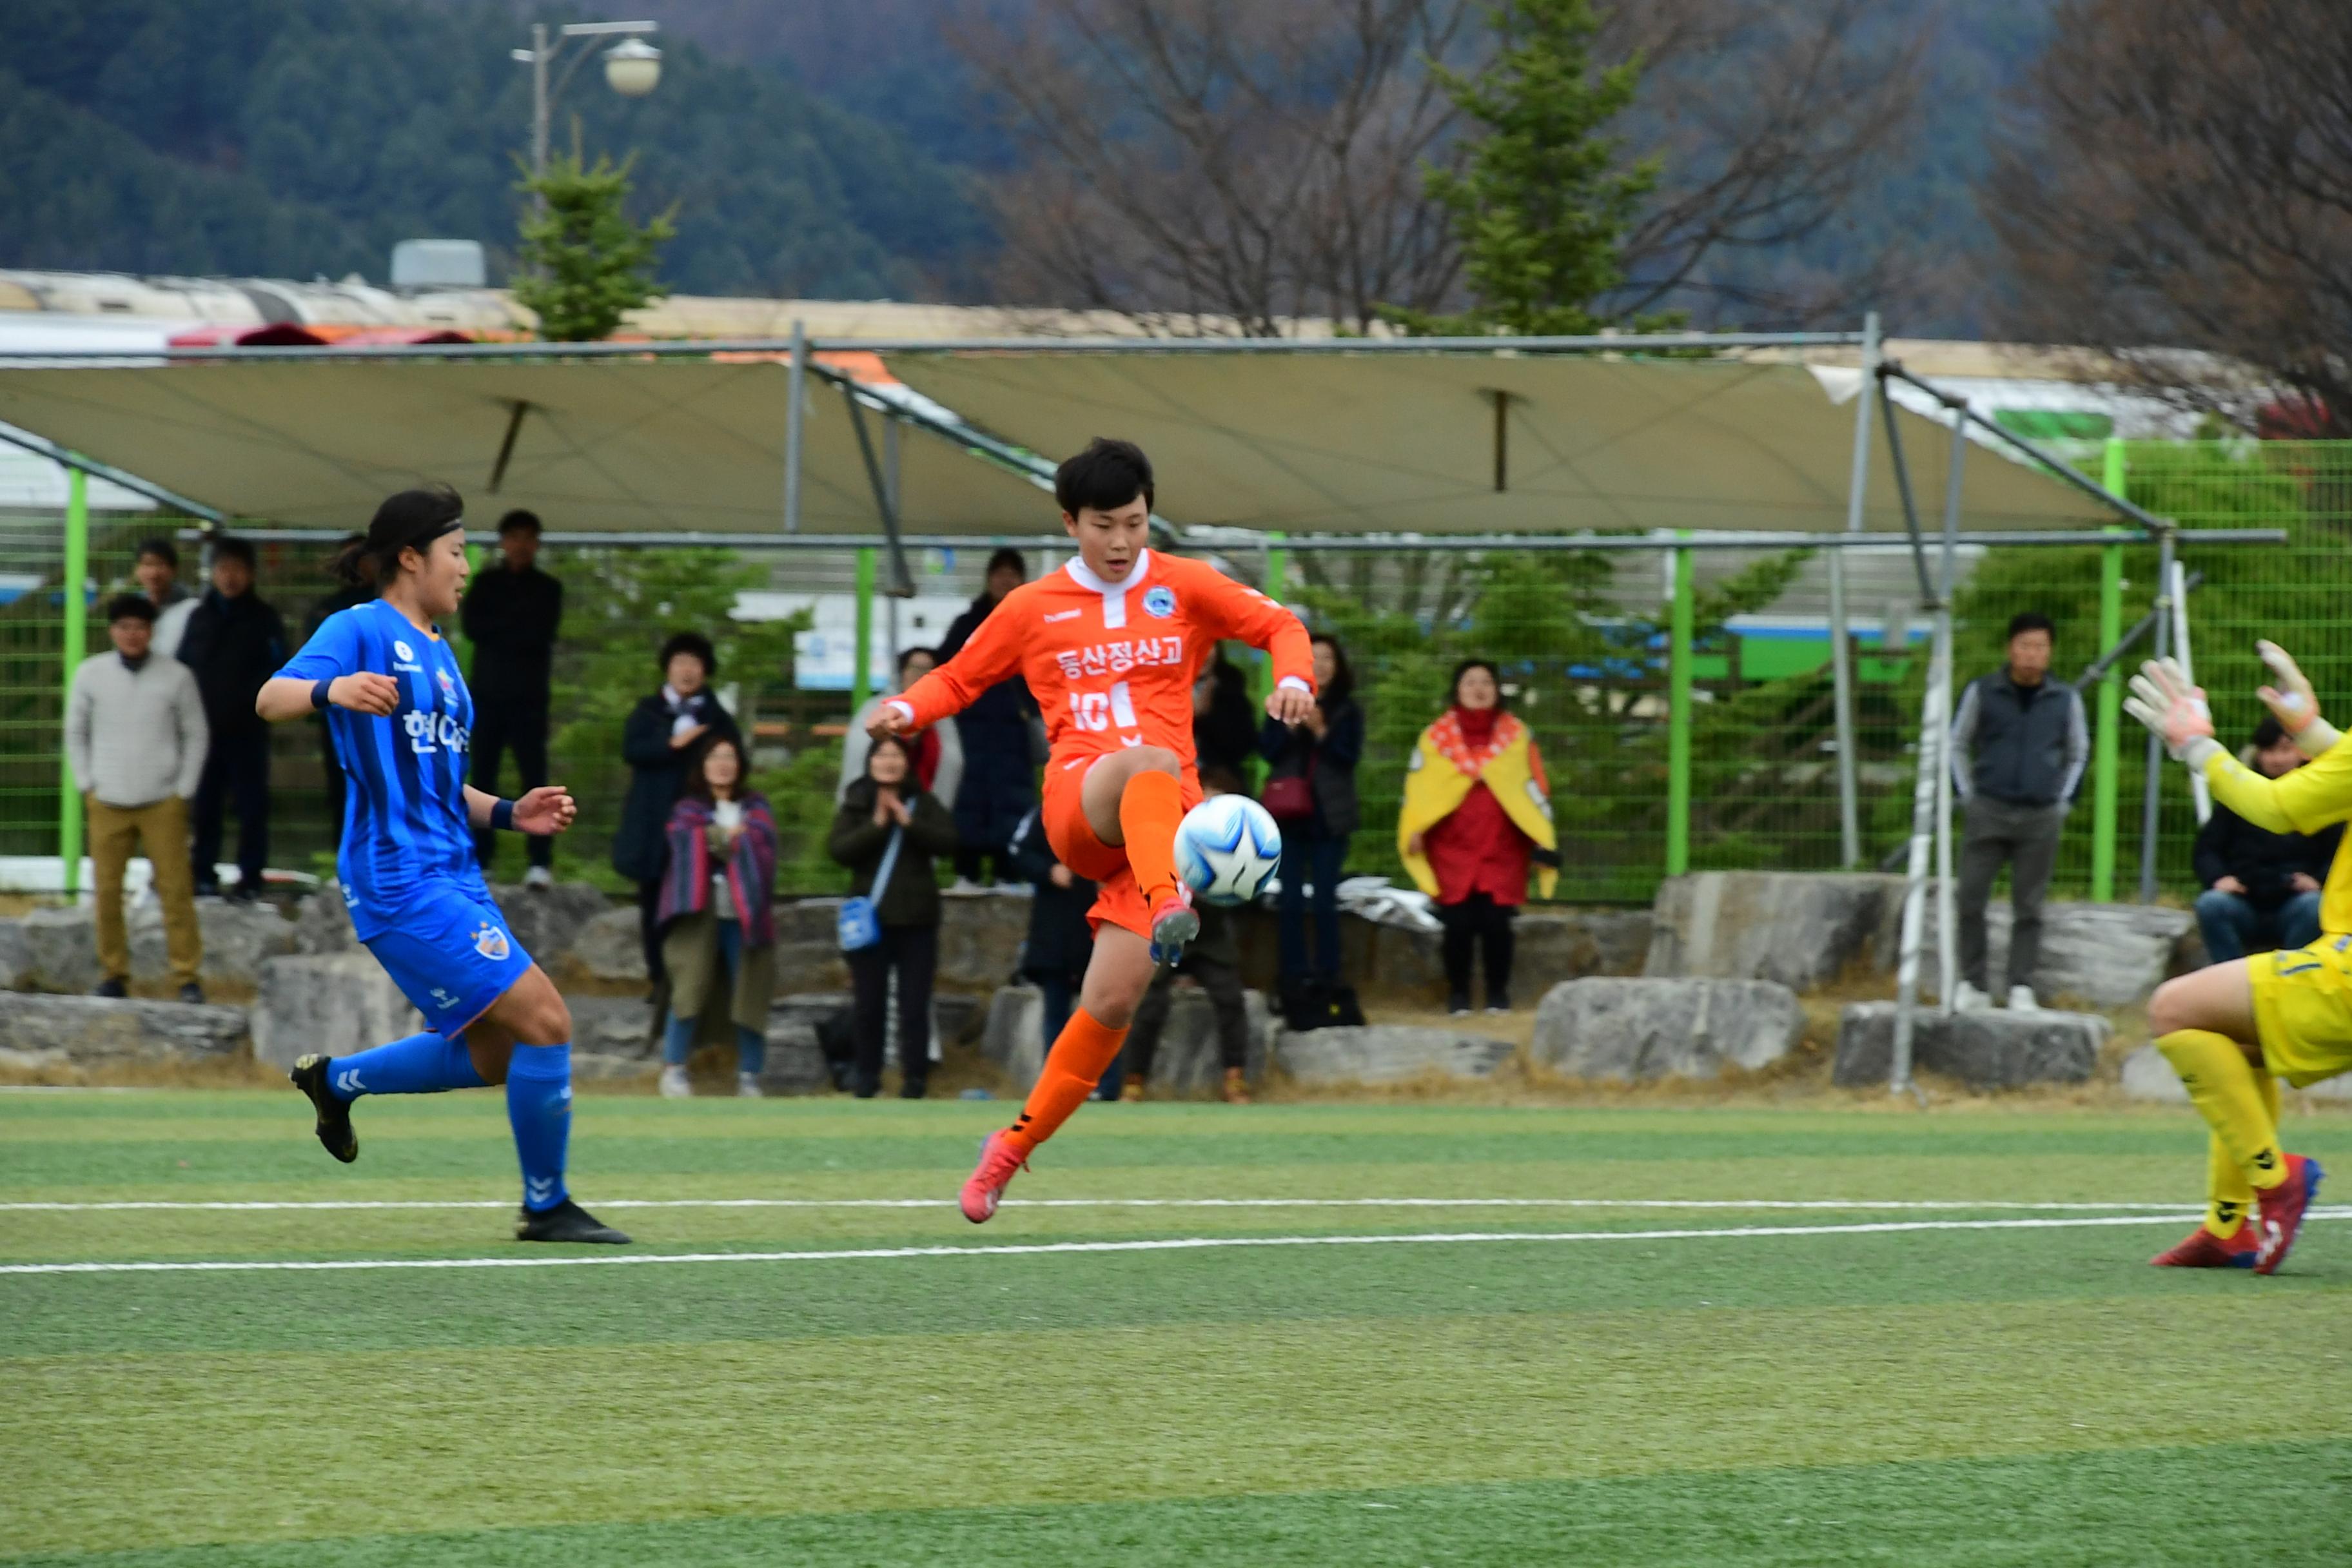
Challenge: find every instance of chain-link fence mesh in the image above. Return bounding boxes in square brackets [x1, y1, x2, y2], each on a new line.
[3, 437, 2344, 905]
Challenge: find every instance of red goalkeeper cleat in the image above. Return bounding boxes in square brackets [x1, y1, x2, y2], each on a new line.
[2252, 1153, 2324, 1275]
[960, 1130, 1028, 1224]
[2149, 1220, 2260, 1269]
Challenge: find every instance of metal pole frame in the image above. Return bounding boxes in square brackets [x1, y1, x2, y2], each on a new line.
[1830, 309, 1879, 867]
[2090, 445, 2127, 901]
[783, 318, 806, 534]
[2139, 526, 2177, 902]
[59, 466, 88, 897]
[1933, 407, 1966, 1022]
[852, 547, 876, 714]
[836, 380, 916, 598]
[1667, 533, 1696, 879]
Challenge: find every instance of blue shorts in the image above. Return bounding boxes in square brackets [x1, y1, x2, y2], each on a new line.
[362, 887, 534, 1039]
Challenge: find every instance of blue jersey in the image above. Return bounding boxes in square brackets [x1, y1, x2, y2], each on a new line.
[279, 599, 489, 937]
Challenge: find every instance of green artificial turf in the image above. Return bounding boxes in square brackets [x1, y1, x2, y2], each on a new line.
[3, 1092, 2348, 1563]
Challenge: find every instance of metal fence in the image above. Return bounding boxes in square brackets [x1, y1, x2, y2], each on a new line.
[5, 437, 2345, 905]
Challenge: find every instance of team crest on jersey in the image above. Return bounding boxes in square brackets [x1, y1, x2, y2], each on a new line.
[1142, 585, 1177, 619]
[436, 668, 456, 700]
[471, 922, 511, 961]
[394, 640, 416, 662]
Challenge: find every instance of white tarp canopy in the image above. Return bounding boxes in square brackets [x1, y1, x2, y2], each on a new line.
[0, 356, 1051, 534]
[884, 351, 2115, 534]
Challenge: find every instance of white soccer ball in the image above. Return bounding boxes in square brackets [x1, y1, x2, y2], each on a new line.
[1173, 792, 1284, 907]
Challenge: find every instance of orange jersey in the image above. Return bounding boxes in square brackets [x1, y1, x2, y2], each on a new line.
[891, 549, 1313, 778]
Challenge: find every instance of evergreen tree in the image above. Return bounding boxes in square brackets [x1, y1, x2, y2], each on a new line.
[511, 139, 676, 342]
[1389, 0, 1661, 337]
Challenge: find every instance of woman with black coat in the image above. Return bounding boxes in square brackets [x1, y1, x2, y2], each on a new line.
[1258, 634, 1365, 1028]
[828, 734, 961, 1098]
[613, 632, 741, 990]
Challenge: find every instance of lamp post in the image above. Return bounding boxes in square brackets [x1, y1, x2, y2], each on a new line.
[511, 19, 662, 181]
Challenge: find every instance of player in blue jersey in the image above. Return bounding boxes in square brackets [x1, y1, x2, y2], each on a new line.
[259, 485, 627, 1245]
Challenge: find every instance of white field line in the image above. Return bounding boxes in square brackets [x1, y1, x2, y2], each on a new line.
[14, 1211, 2352, 1277]
[0, 1197, 2234, 1213]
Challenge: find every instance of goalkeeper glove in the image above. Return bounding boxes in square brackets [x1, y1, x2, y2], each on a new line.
[2124, 658, 2222, 770]
[2255, 640, 2342, 754]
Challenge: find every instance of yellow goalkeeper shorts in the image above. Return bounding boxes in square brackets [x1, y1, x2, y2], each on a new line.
[2248, 936, 2352, 1088]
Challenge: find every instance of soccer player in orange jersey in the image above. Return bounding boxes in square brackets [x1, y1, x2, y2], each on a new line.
[870, 438, 1315, 1221]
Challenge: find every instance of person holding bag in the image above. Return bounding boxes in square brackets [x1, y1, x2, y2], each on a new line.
[1259, 633, 1364, 1030]
[654, 734, 779, 1099]
[828, 733, 959, 1099]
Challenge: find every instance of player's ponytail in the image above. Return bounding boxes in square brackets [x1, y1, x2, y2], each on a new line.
[343, 484, 466, 587]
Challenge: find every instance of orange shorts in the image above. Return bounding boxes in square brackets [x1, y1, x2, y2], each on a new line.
[1041, 752, 1201, 939]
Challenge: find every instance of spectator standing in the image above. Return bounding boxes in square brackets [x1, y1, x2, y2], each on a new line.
[938, 548, 1036, 888]
[614, 633, 741, 992]
[1192, 656, 1259, 779]
[133, 537, 198, 660]
[1398, 660, 1560, 1015]
[1259, 633, 1365, 1030]
[841, 646, 963, 805]
[2193, 716, 2340, 964]
[1111, 766, 1254, 1104]
[1949, 611, 2088, 1012]
[302, 536, 372, 845]
[462, 510, 563, 888]
[828, 733, 959, 1098]
[67, 594, 209, 1001]
[177, 536, 285, 899]
[1006, 803, 1095, 1051]
[654, 735, 779, 1099]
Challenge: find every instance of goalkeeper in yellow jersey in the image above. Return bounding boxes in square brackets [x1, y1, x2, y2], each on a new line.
[2128, 642, 2337, 1273]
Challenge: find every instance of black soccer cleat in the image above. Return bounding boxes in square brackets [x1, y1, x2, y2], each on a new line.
[288, 1053, 358, 1164]
[516, 1199, 631, 1246]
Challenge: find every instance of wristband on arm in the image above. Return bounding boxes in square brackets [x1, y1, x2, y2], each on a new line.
[310, 679, 335, 711]
[490, 798, 516, 832]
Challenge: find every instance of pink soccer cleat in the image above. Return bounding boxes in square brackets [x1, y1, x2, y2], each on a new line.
[960, 1130, 1029, 1224]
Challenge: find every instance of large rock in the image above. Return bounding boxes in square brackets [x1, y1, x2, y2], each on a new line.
[1832, 1001, 2106, 1089]
[489, 883, 612, 968]
[936, 889, 1031, 990]
[0, 992, 249, 1069]
[293, 884, 358, 954]
[1126, 985, 1275, 1092]
[16, 898, 296, 993]
[1645, 872, 1905, 990]
[1275, 1024, 1514, 1086]
[250, 953, 422, 1069]
[1910, 900, 2196, 1007]
[569, 907, 649, 984]
[755, 1018, 831, 1093]
[979, 985, 1050, 1090]
[1229, 903, 1649, 1006]
[564, 994, 658, 1057]
[1531, 977, 1801, 1082]
[771, 901, 851, 995]
[2119, 1043, 2187, 1103]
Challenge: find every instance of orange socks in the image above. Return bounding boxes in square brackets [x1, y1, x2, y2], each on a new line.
[1118, 769, 1184, 909]
[1006, 1007, 1129, 1155]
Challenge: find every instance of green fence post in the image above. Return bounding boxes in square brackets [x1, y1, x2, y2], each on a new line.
[1255, 531, 1289, 705]
[2090, 440, 2126, 901]
[59, 466, 88, 896]
[852, 547, 876, 711]
[1666, 534, 1694, 877]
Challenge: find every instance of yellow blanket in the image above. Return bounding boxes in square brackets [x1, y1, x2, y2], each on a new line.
[1396, 711, 1558, 900]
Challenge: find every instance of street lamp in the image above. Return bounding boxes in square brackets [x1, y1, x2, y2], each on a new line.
[511, 20, 662, 180]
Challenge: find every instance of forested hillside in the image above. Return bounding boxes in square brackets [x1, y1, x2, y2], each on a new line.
[1, 0, 992, 299]
[5, 0, 2053, 335]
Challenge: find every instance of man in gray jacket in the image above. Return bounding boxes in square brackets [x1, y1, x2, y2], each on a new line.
[66, 594, 209, 1001]
[1949, 611, 2088, 1012]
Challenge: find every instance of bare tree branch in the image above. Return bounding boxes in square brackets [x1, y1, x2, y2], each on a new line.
[1986, 0, 2352, 432]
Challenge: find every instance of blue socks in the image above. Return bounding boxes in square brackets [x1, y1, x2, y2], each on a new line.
[505, 1043, 573, 1214]
[328, 1032, 484, 1101]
